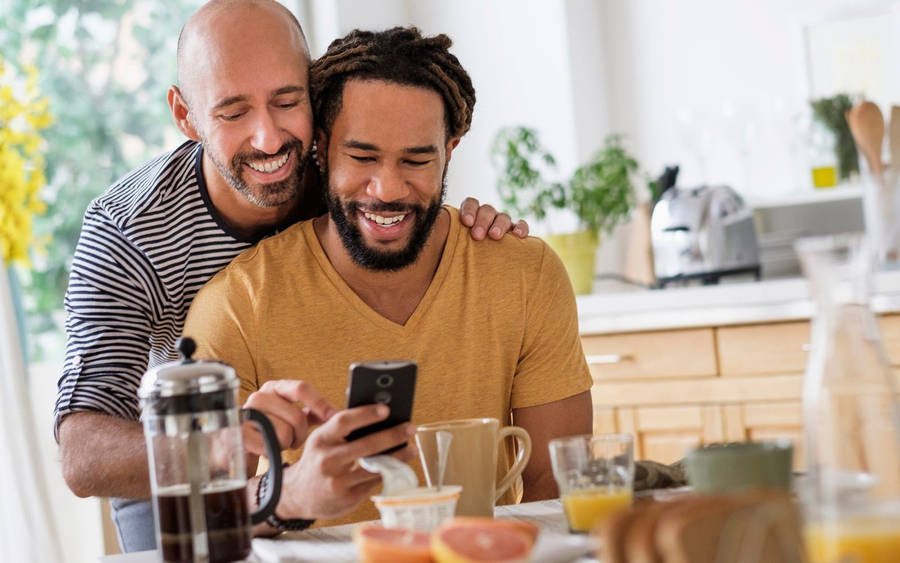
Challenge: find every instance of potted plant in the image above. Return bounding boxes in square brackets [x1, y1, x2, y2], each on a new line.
[491, 126, 639, 294]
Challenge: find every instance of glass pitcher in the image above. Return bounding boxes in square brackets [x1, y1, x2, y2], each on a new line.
[797, 234, 900, 563]
[139, 337, 283, 563]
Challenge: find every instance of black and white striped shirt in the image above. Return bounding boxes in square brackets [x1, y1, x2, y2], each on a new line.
[54, 140, 262, 437]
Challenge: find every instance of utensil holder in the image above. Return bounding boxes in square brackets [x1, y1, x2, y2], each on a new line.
[860, 161, 900, 262]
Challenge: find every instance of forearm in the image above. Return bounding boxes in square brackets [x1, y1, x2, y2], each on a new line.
[515, 391, 593, 502]
[521, 467, 559, 502]
[58, 412, 151, 498]
[246, 468, 318, 538]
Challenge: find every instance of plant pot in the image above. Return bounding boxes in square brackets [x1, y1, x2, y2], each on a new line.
[543, 230, 598, 295]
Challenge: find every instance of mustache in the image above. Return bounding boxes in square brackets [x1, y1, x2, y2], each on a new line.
[233, 138, 304, 166]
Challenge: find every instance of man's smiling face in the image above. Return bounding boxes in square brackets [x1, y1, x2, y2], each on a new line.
[181, 3, 314, 208]
[319, 79, 459, 271]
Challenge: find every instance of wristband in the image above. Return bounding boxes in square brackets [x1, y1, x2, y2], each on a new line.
[256, 464, 315, 532]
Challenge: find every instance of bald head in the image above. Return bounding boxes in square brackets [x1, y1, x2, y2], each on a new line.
[177, 0, 310, 109]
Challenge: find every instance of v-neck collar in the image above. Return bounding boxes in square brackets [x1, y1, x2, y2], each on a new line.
[302, 205, 461, 332]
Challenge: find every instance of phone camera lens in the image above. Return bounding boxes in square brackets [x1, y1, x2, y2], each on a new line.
[376, 374, 394, 388]
[374, 391, 392, 405]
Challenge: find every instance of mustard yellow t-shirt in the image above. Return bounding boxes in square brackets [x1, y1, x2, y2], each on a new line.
[184, 206, 592, 524]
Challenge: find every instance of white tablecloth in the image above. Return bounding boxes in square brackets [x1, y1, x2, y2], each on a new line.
[100, 499, 598, 562]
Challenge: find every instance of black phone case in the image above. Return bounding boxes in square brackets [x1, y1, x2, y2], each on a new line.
[345, 361, 417, 454]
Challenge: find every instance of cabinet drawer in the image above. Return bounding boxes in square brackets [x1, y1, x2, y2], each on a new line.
[879, 314, 900, 366]
[716, 321, 809, 376]
[581, 328, 716, 381]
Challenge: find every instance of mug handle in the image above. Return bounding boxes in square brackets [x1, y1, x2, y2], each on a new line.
[493, 425, 532, 502]
[241, 408, 283, 525]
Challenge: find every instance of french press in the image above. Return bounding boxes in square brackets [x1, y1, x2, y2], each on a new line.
[139, 337, 283, 563]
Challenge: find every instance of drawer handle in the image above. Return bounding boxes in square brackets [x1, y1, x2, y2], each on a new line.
[585, 354, 635, 365]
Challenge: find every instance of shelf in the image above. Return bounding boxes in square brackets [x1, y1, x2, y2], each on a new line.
[747, 184, 862, 209]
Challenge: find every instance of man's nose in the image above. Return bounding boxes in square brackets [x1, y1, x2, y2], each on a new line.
[249, 110, 282, 155]
[367, 165, 410, 203]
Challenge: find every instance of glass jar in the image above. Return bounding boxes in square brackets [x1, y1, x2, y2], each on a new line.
[797, 234, 900, 563]
[139, 337, 283, 563]
[808, 119, 839, 189]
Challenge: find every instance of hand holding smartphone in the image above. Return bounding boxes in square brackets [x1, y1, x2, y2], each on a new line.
[345, 360, 417, 454]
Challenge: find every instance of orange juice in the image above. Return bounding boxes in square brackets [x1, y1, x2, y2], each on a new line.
[806, 517, 900, 563]
[561, 488, 632, 532]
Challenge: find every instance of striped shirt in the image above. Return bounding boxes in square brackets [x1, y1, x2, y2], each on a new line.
[54, 140, 265, 437]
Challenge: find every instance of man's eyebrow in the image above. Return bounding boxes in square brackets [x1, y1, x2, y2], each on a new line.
[344, 140, 378, 151]
[272, 85, 306, 97]
[211, 86, 306, 112]
[406, 145, 437, 155]
[343, 141, 438, 154]
[211, 95, 247, 111]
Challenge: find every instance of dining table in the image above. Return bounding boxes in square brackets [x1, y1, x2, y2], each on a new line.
[99, 498, 599, 562]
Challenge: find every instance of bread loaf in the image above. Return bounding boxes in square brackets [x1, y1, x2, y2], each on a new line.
[596, 491, 808, 563]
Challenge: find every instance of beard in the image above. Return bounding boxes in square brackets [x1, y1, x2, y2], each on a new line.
[324, 167, 447, 272]
[202, 137, 309, 208]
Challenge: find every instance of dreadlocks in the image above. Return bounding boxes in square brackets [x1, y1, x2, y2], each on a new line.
[310, 27, 476, 141]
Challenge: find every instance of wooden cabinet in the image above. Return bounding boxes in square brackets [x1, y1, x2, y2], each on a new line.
[880, 314, 900, 365]
[716, 322, 809, 377]
[585, 314, 900, 470]
[582, 328, 717, 381]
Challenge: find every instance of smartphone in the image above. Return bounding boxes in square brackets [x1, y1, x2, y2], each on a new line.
[345, 360, 417, 454]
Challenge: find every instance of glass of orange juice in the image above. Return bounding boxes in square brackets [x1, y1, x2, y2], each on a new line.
[549, 433, 634, 533]
[805, 513, 900, 563]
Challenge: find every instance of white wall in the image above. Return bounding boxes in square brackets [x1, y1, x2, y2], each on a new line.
[303, 0, 594, 218]
[298, 0, 899, 272]
[602, 0, 899, 200]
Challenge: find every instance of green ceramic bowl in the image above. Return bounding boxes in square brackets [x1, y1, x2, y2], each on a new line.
[684, 441, 793, 493]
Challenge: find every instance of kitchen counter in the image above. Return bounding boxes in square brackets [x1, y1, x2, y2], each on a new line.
[577, 269, 900, 335]
[578, 268, 900, 467]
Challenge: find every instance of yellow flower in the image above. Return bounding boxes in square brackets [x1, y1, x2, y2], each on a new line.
[0, 55, 52, 267]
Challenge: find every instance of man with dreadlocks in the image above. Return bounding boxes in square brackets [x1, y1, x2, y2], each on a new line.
[186, 26, 593, 526]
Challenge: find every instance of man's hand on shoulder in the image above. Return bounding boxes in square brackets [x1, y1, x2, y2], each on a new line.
[460, 197, 528, 240]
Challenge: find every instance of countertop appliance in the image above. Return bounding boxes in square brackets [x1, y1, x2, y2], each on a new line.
[650, 167, 760, 288]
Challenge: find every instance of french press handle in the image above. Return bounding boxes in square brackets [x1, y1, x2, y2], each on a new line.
[241, 408, 282, 525]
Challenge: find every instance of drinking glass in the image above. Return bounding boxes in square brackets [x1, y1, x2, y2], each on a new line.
[549, 433, 634, 533]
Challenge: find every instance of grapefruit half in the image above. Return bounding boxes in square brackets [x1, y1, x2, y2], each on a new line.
[353, 524, 432, 563]
[432, 519, 532, 563]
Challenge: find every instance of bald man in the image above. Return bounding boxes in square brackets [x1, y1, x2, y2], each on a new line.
[55, 0, 524, 552]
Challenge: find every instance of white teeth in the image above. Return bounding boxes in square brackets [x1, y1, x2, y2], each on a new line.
[248, 152, 289, 173]
[364, 212, 406, 225]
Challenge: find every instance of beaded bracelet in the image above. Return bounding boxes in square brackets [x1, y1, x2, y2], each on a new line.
[256, 463, 315, 532]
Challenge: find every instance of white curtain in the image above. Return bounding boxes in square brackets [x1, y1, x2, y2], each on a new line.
[0, 269, 63, 562]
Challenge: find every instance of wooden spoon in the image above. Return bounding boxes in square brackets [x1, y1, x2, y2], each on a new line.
[846, 101, 885, 176]
[890, 105, 900, 171]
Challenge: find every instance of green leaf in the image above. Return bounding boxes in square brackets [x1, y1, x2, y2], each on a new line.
[491, 127, 641, 234]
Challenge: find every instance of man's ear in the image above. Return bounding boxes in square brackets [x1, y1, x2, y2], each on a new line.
[168, 85, 200, 141]
[445, 137, 461, 162]
[314, 129, 328, 171]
